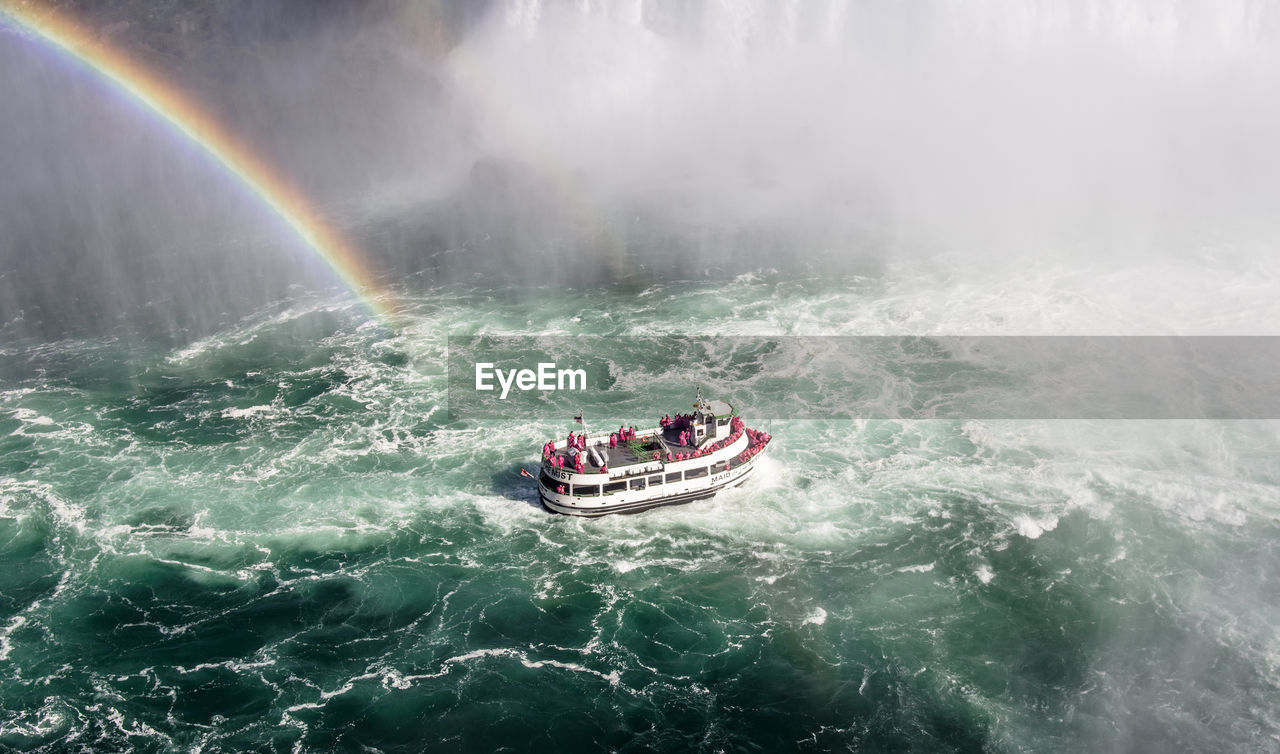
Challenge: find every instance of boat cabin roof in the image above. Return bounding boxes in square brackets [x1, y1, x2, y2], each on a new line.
[706, 399, 733, 418]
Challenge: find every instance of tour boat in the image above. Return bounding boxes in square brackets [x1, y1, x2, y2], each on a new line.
[528, 391, 771, 516]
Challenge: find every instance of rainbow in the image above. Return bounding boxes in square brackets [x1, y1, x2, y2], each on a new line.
[0, 1, 400, 327]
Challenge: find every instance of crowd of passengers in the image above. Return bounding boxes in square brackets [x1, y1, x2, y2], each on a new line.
[542, 415, 771, 476]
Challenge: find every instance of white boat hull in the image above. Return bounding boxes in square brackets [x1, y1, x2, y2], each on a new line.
[536, 397, 771, 517]
[539, 447, 762, 516]
[541, 460, 756, 516]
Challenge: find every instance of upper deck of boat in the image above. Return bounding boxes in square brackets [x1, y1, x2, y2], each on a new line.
[551, 425, 710, 471]
[548, 399, 745, 472]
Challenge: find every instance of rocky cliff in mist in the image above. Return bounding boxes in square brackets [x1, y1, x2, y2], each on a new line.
[29, 0, 491, 190]
[1, 1, 514, 339]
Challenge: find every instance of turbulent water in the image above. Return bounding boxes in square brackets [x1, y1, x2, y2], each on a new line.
[5, 0, 1280, 750]
[3, 262, 1280, 752]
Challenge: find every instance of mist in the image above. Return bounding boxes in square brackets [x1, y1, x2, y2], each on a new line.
[3, 0, 1280, 338]
[4, 5, 1280, 748]
[0, 0, 482, 339]
[444, 1, 1280, 256]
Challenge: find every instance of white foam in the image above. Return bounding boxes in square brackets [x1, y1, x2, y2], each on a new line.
[0, 478, 86, 535]
[10, 407, 54, 427]
[975, 564, 995, 584]
[383, 647, 621, 688]
[220, 404, 276, 420]
[897, 563, 936, 574]
[0, 698, 72, 742]
[103, 705, 170, 748]
[1012, 513, 1059, 540]
[0, 615, 26, 661]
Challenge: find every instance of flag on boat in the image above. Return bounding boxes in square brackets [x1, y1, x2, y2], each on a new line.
[574, 413, 583, 424]
[519, 468, 534, 479]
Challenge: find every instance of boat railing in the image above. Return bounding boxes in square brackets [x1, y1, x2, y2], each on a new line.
[549, 425, 664, 451]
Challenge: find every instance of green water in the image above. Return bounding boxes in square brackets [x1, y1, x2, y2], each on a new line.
[2, 272, 1279, 751]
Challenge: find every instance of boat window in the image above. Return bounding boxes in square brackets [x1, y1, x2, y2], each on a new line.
[539, 472, 560, 488]
[574, 485, 600, 497]
[631, 477, 647, 490]
[686, 466, 708, 479]
[648, 475, 662, 486]
[665, 471, 682, 484]
[604, 481, 627, 494]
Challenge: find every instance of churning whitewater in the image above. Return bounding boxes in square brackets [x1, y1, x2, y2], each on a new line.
[4, 0, 1280, 751]
[3, 268, 1280, 751]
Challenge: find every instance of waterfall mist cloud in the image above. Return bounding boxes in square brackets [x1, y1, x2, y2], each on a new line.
[0, 1, 474, 337]
[442, 0, 1280, 257]
[4, 0, 1280, 337]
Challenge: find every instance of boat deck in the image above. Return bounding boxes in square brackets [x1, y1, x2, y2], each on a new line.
[535, 397, 769, 517]
[553, 426, 704, 470]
